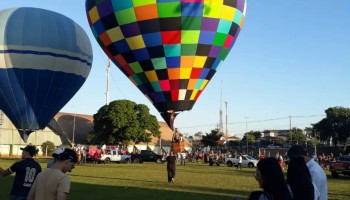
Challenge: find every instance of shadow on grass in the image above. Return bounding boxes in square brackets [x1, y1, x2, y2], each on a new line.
[70, 174, 249, 199]
[69, 181, 248, 200]
[0, 175, 14, 199]
[0, 173, 249, 200]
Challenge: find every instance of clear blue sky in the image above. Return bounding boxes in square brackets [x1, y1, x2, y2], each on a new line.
[1, 1, 349, 137]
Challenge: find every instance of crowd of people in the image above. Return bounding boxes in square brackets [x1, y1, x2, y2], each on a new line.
[68, 144, 130, 164]
[0, 144, 331, 200]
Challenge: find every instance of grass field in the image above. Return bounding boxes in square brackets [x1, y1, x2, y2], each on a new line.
[1, 159, 350, 200]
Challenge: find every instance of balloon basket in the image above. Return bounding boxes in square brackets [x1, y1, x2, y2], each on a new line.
[171, 141, 184, 154]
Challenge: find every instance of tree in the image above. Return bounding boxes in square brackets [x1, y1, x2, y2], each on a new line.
[313, 106, 350, 147]
[246, 131, 256, 143]
[304, 127, 314, 138]
[252, 131, 262, 140]
[201, 129, 221, 150]
[41, 141, 55, 156]
[288, 127, 306, 144]
[241, 131, 256, 151]
[194, 131, 203, 140]
[313, 118, 332, 142]
[89, 100, 160, 145]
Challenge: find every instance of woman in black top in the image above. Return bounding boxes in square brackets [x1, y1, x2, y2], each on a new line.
[287, 156, 316, 200]
[252, 157, 292, 200]
[166, 151, 176, 183]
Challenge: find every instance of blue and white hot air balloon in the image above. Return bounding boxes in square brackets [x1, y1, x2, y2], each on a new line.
[0, 7, 93, 142]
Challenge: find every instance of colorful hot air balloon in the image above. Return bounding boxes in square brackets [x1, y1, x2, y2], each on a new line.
[86, 0, 246, 129]
[0, 7, 93, 142]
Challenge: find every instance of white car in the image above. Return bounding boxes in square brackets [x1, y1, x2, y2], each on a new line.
[100, 150, 131, 164]
[225, 155, 259, 168]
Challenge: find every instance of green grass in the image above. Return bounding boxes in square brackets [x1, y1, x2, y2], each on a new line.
[1, 159, 350, 200]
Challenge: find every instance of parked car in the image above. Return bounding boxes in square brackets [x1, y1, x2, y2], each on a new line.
[130, 150, 164, 163]
[100, 150, 131, 164]
[225, 155, 259, 168]
[329, 155, 350, 178]
[267, 144, 282, 149]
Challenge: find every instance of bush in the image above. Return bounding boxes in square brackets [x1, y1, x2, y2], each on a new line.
[41, 141, 56, 156]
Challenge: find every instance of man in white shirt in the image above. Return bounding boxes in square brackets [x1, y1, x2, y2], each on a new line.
[237, 154, 242, 170]
[180, 151, 186, 166]
[287, 145, 327, 200]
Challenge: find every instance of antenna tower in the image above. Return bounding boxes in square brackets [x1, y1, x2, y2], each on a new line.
[105, 59, 111, 105]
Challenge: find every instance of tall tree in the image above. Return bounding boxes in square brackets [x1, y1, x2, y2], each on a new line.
[288, 127, 306, 144]
[313, 118, 332, 141]
[194, 131, 203, 140]
[313, 106, 350, 147]
[252, 131, 262, 140]
[201, 129, 221, 150]
[244, 131, 256, 143]
[89, 100, 160, 144]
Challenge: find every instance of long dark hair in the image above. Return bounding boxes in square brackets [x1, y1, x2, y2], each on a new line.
[257, 157, 292, 200]
[287, 156, 314, 200]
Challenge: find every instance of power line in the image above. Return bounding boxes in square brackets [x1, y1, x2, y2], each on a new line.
[178, 114, 326, 129]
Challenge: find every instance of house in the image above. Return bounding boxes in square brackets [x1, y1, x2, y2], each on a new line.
[262, 130, 289, 138]
[226, 135, 241, 141]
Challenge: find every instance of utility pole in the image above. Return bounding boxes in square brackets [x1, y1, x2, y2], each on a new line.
[105, 59, 111, 105]
[219, 81, 224, 134]
[289, 115, 292, 144]
[225, 101, 228, 137]
[72, 113, 76, 146]
[245, 117, 249, 154]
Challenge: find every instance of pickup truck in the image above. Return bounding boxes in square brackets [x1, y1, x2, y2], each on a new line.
[100, 150, 131, 164]
[130, 150, 164, 163]
[329, 155, 350, 178]
[225, 155, 259, 168]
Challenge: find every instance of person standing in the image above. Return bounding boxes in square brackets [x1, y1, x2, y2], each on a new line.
[180, 151, 186, 166]
[93, 149, 100, 164]
[47, 146, 65, 168]
[287, 145, 327, 200]
[287, 156, 320, 200]
[251, 157, 292, 200]
[101, 144, 106, 155]
[166, 151, 176, 183]
[237, 154, 242, 170]
[27, 148, 77, 200]
[82, 148, 87, 164]
[0, 144, 42, 200]
[278, 154, 284, 170]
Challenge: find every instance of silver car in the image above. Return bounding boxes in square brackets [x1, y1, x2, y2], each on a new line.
[225, 155, 259, 168]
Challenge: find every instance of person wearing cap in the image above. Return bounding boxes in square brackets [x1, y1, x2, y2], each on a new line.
[27, 148, 77, 200]
[47, 146, 65, 168]
[0, 144, 42, 200]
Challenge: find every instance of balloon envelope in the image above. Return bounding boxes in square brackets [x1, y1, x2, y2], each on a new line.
[0, 7, 93, 141]
[86, 0, 245, 126]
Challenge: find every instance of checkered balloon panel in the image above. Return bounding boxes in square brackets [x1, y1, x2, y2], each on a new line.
[86, 0, 246, 112]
